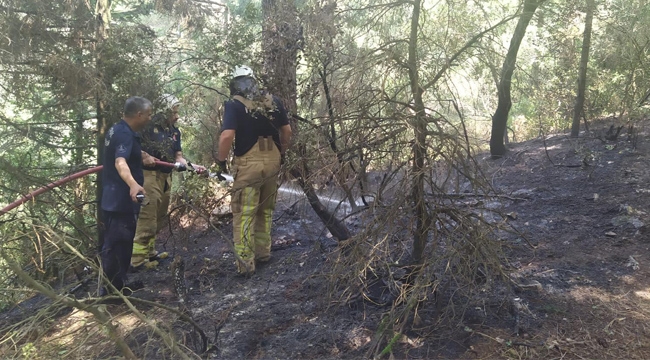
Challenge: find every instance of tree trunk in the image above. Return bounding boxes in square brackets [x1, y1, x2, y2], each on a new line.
[407, 0, 430, 263]
[72, 16, 87, 243]
[95, 0, 110, 253]
[490, 0, 544, 157]
[570, 0, 595, 137]
[262, 0, 350, 241]
[73, 108, 88, 241]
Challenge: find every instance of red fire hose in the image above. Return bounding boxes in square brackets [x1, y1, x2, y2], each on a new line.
[0, 160, 181, 216]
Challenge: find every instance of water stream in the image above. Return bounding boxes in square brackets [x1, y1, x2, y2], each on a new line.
[217, 173, 364, 215]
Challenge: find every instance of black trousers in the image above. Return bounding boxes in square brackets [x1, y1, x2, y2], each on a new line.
[101, 211, 138, 292]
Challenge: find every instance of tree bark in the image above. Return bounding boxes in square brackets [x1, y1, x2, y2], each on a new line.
[490, 0, 544, 157]
[407, 0, 430, 263]
[570, 0, 595, 137]
[95, 0, 111, 252]
[73, 16, 87, 242]
[262, 0, 350, 241]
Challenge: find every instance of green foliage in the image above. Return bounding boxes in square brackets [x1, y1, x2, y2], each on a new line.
[589, 0, 650, 118]
[0, 0, 201, 317]
[20, 342, 37, 358]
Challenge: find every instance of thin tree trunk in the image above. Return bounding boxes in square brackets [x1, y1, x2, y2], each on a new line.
[73, 109, 88, 241]
[320, 65, 359, 209]
[407, 0, 429, 263]
[73, 20, 87, 243]
[293, 161, 350, 240]
[262, 0, 350, 241]
[490, 0, 544, 157]
[95, 0, 110, 253]
[571, 0, 595, 137]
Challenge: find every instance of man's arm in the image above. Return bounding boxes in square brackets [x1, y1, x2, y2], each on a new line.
[115, 157, 145, 202]
[140, 124, 158, 167]
[174, 151, 187, 166]
[217, 130, 235, 162]
[173, 128, 186, 166]
[279, 125, 292, 155]
[141, 150, 157, 166]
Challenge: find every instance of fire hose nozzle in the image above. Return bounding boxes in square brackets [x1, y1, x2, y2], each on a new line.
[174, 162, 187, 171]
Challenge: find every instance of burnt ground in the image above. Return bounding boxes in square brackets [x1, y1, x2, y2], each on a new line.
[3, 120, 650, 359]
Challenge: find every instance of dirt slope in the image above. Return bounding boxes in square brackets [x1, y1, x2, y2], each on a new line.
[472, 125, 650, 359]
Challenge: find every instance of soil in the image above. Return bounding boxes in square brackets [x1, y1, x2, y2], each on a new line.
[3, 120, 650, 359]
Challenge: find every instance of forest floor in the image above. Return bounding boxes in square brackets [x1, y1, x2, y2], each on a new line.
[3, 118, 650, 359]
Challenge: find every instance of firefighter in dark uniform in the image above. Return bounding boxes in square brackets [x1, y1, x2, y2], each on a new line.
[131, 94, 196, 270]
[100, 96, 152, 295]
[216, 65, 292, 275]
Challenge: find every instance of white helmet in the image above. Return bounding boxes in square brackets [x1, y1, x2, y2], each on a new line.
[232, 65, 254, 78]
[157, 93, 181, 112]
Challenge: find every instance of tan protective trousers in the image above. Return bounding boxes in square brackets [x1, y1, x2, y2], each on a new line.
[131, 170, 171, 267]
[231, 137, 281, 274]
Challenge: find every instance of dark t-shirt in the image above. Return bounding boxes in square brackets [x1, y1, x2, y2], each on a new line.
[221, 96, 290, 157]
[141, 114, 182, 173]
[101, 119, 144, 213]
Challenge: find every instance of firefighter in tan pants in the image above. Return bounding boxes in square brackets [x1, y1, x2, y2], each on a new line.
[131, 94, 189, 270]
[216, 66, 292, 275]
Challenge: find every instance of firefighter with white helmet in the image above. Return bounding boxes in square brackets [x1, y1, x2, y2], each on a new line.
[216, 66, 292, 275]
[131, 93, 201, 271]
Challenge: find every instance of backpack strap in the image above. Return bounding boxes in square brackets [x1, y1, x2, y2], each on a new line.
[233, 94, 275, 113]
[232, 95, 254, 111]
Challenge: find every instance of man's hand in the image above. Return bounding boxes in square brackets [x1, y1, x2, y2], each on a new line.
[142, 152, 157, 167]
[129, 184, 146, 203]
[193, 164, 208, 175]
[116, 157, 145, 202]
[216, 160, 227, 181]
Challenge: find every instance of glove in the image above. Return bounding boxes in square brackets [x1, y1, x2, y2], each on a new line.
[216, 160, 227, 181]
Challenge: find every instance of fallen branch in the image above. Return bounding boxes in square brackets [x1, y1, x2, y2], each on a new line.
[119, 297, 209, 354]
[1, 252, 137, 359]
[425, 192, 527, 201]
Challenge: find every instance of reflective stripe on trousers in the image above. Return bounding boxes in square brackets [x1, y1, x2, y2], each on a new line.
[231, 137, 280, 267]
[131, 170, 171, 266]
